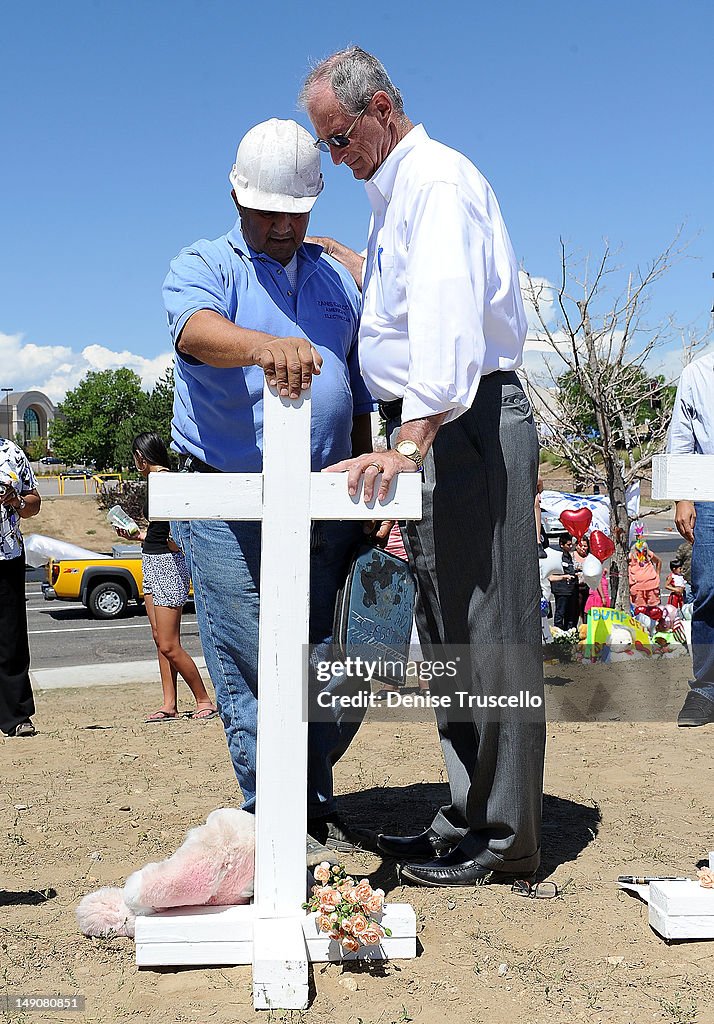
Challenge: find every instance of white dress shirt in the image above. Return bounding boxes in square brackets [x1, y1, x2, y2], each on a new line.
[667, 351, 714, 455]
[359, 124, 528, 424]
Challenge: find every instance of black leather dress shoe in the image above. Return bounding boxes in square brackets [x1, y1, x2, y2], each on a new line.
[677, 690, 714, 727]
[376, 827, 455, 861]
[308, 813, 378, 853]
[399, 846, 529, 888]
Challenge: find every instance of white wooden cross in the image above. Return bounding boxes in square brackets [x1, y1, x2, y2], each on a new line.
[651, 454, 714, 502]
[139, 383, 421, 1010]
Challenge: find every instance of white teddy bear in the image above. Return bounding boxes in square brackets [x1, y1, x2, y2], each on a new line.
[76, 808, 255, 939]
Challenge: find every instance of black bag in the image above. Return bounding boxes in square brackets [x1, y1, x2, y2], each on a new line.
[333, 543, 416, 685]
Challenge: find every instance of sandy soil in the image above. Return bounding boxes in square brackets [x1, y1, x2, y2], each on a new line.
[2, 654, 713, 1024]
[24, 496, 122, 553]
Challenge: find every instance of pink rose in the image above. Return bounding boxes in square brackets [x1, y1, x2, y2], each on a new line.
[314, 863, 332, 884]
[347, 913, 368, 936]
[354, 880, 373, 904]
[364, 891, 385, 914]
[360, 926, 383, 946]
[698, 867, 714, 888]
[316, 914, 332, 933]
[341, 935, 360, 954]
[318, 888, 341, 909]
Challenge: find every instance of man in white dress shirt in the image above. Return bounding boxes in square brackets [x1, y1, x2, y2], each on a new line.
[301, 47, 545, 887]
[668, 351, 714, 727]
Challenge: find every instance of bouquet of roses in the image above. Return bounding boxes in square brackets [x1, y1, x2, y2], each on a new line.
[304, 862, 391, 954]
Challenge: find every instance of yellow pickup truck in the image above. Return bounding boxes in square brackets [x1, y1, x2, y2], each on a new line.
[42, 543, 145, 619]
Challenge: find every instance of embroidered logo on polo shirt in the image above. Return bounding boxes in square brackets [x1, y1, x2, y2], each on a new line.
[318, 299, 350, 322]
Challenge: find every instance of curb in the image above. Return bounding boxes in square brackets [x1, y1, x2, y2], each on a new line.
[31, 657, 208, 691]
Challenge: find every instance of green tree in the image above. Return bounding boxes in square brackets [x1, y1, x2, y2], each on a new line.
[556, 367, 677, 442]
[24, 435, 48, 461]
[113, 364, 176, 469]
[51, 369, 147, 470]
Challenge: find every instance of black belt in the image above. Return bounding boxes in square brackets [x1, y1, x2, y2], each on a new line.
[179, 454, 220, 473]
[378, 398, 403, 421]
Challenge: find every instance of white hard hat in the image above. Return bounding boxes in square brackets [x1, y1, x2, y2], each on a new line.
[229, 118, 324, 214]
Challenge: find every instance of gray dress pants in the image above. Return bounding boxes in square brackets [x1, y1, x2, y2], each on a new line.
[388, 371, 545, 874]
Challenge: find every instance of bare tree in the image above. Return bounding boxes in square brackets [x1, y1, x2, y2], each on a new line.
[521, 233, 704, 610]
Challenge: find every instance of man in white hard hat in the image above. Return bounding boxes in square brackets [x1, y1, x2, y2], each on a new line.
[164, 119, 376, 861]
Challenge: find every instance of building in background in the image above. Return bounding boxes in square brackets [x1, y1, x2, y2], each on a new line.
[1, 389, 55, 446]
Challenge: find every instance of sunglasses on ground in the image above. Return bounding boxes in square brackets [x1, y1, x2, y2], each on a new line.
[511, 879, 559, 899]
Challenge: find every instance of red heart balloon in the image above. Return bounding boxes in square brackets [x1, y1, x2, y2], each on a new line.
[558, 508, 592, 540]
[589, 530, 615, 562]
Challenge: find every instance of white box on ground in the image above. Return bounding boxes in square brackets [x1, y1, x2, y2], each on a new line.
[648, 881, 714, 940]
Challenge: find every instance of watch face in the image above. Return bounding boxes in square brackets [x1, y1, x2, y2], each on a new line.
[398, 441, 418, 456]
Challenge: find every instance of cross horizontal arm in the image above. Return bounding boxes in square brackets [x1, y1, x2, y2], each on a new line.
[149, 472, 423, 521]
[651, 454, 714, 501]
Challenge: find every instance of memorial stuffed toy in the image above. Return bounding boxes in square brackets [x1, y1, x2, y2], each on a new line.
[76, 808, 255, 939]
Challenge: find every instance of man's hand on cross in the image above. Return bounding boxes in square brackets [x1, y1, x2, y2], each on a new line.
[253, 336, 323, 399]
[324, 449, 419, 502]
[675, 499, 696, 543]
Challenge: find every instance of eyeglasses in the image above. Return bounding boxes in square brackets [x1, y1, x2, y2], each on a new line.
[314, 100, 371, 152]
[511, 879, 559, 899]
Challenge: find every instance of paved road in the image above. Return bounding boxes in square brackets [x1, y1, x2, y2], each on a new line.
[26, 582, 203, 671]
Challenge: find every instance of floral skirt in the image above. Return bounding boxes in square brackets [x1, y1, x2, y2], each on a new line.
[142, 551, 191, 608]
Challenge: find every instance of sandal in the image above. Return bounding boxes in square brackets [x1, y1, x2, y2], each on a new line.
[145, 710, 179, 723]
[188, 707, 219, 721]
[8, 720, 37, 737]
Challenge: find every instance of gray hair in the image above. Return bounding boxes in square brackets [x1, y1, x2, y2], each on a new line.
[299, 46, 404, 117]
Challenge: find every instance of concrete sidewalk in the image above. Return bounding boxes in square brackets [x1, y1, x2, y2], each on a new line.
[31, 657, 208, 691]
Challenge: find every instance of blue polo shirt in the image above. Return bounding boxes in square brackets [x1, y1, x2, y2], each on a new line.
[163, 222, 374, 472]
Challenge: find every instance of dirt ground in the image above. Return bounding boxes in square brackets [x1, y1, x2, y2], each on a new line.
[2, 655, 713, 1024]
[10, 489, 709, 1024]
[25, 496, 120, 553]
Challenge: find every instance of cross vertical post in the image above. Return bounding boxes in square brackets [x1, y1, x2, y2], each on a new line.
[144, 383, 422, 1008]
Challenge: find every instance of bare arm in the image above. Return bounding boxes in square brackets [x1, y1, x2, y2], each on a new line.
[675, 500, 696, 544]
[325, 412, 448, 503]
[305, 236, 365, 292]
[178, 309, 322, 399]
[1, 487, 41, 519]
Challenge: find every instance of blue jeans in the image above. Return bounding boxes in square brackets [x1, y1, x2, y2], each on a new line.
[690, 501, 714, 701]
[175, 518, 364, 815]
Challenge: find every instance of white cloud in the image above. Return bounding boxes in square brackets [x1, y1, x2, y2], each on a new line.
[0, 331, 173, 403]
[519, 271, 557, 333]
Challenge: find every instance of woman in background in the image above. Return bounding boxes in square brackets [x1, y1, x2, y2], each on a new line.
[116, 433, 217, 722]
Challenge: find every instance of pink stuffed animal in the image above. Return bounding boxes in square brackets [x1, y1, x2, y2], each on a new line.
[76, 808, 255, 939]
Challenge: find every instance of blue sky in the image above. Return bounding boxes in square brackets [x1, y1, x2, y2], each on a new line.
[1, 0, 712, 400]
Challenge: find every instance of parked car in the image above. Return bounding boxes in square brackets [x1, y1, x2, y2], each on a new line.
[39, 456, 63, 466]
[542, 511, 567, 538]
[42, 543, 193, 619]
[42, 543, 144, 619]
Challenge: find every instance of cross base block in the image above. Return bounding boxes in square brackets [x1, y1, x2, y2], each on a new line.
[135, 903, 417, 967]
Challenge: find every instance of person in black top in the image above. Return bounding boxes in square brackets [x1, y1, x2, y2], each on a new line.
[114, 433, 217, 722]
[549, 534, 580, 630]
